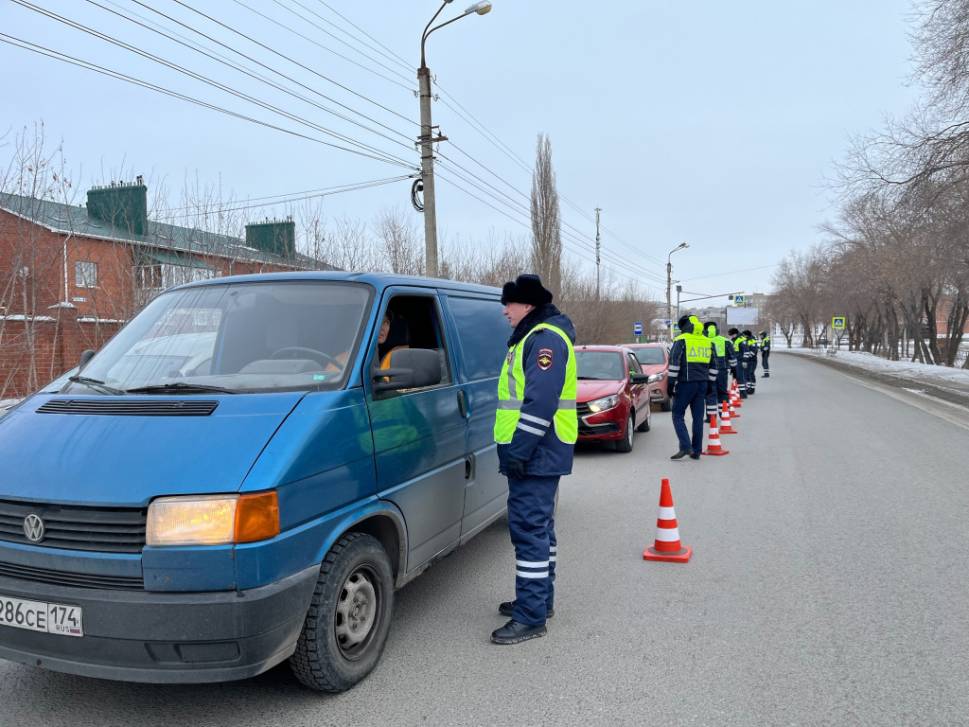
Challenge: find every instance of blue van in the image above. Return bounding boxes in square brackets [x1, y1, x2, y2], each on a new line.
[0, 272, 511, 691]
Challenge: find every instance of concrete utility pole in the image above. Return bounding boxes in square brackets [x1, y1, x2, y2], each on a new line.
[666, 241, 689, 340]
[418, 1, 493, 278]
[594, 207, 602, 301]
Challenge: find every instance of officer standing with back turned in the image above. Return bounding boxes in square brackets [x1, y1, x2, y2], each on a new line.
[668, 314, 717, 459]
[492, 274, 577, 645]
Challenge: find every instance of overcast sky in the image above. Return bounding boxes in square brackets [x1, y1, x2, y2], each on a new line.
[1, 0, 923, 302]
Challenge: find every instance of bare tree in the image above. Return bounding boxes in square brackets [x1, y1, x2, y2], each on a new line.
[530, 134, 562, 297]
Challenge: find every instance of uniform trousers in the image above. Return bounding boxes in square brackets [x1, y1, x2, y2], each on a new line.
[672, 380, 706, 454]
[507, 475, 559, 626]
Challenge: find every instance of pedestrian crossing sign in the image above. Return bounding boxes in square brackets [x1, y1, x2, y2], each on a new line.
[832, 316, 846, 330]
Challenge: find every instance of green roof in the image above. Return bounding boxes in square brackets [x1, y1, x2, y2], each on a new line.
[0, 192, 333, 271]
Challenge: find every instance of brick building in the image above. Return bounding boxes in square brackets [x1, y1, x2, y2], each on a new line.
[0, 179, 331, 398]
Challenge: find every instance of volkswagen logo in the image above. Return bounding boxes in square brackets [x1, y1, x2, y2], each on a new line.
[23, 514, 45, 543]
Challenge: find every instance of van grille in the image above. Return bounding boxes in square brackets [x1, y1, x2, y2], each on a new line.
[0, 561, 143, 590]
[36, 399, 218, 416]
[0, 499, 147, 553]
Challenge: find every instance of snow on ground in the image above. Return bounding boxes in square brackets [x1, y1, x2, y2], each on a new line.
[0, 399, 20, 412]
[780, 348, 969, 389]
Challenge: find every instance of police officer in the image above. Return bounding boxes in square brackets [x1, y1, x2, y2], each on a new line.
[669, 314, 717, 459]
[760, 330, 771, 378]
[728, 328, 747, 398]
[744, 329, 758, 395]
[492, 274, 577, 645]
[705, 321, 733, 417]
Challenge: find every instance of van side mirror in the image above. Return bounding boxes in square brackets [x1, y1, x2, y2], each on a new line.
[373, 348, 442, 393]
[78, 349, 96, 370]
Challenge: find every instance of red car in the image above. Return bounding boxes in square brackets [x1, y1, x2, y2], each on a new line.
[623, 343, 672, 411]
[574, 345, 655, 452]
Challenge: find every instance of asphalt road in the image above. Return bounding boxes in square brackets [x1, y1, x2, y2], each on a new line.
[2, 354, 968, 726]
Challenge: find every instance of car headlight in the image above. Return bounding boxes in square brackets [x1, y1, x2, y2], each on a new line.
[648, 372, 666, 383]
[146, 491, 279, 546]
[586, 395, 620, 413]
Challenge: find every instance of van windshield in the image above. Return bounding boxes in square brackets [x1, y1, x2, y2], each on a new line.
[64, 281, 371, 394]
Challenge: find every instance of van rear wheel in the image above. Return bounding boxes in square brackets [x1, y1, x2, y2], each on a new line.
[290, 532, 394, 693]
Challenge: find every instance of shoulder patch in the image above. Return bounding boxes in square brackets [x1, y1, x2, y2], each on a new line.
[537, 348, 553, 371]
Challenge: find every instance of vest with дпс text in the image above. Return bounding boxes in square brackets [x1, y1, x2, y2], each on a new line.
[677, 332, 712, 363]
[494, 322, 578, 445]
[708, 334, 727, 358]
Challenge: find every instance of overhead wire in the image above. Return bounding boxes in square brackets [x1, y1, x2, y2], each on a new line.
[436, 171, 657, 292]
[0, 32, 410, 168]
[10, 0, 416, 168]
[436, 150, 669, 284]
[82, 0, 416, 151]
[168, 0, 418, 128]
[127, 0, 416, 138]
[160, 175, 414, 219]
[314, 0, 413, 72]
[270, 0, 415, 87]
[435, 163, 664, 288]
[229, 0, 415, 92]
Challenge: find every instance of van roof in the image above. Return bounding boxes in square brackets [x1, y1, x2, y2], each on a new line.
[170, 270, 502, 297]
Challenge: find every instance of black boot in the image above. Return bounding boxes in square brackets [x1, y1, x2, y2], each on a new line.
[499, 601, 554, 619]
[670, 450, 690, 460]
[491, 619, 547, 645]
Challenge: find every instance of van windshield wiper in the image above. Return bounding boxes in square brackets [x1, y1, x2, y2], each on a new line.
[125, 382, 238, 395]
[67, 375, 126, 396]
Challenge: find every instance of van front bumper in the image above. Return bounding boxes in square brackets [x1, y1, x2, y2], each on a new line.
[0, 563, 319, 684]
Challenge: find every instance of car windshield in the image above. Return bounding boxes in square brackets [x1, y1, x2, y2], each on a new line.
[63, 281, 371, 394]
[634, 348, 665, 365]
[575, 351, 624, 380]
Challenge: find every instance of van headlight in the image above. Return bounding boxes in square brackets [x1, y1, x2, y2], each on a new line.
[586, 395, 620, 413]
[648, 373, 666, 383]
[146, 492, 279, 546]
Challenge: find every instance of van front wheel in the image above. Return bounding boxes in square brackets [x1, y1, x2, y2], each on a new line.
[290, 532, 394, 692]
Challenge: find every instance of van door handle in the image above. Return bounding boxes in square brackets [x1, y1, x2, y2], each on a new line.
[456, 390, 468, 418]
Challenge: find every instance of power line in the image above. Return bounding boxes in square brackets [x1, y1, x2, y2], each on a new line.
[436, 163, 666, 287]
[128, 0, 416, 138]
[437, 171, 657, 293]
[11, 0, 414, 168]
[82, 0, 415, 150]
[314, 0, 413, 72]
[229, 0, 415, 92]
[169, 0, 419, 128]
[161, 175, 413, 219]
[294, 3, 668, 281]
[0, 32, 411, 168]
[270, 0, 415, 86]
[436, 153, 669, 285]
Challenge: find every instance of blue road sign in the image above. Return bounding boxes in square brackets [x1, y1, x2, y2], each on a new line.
[633, 322, 643, 335]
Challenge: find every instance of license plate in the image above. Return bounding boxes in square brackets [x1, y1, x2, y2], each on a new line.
[0, 593, 83, 637]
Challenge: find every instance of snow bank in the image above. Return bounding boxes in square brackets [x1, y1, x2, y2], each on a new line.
[0, 399, 21, 412]
[781, 349, 969, 388]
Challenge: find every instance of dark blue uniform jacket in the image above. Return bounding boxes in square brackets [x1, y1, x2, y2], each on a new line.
[498, 304, 577, 478]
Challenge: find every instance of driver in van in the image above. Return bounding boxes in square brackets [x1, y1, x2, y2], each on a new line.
[377, 311, 410, 370]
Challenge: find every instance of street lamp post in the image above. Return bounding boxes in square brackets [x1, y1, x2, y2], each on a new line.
[666, 242, 689, 339]
[418, 1, 493, 278]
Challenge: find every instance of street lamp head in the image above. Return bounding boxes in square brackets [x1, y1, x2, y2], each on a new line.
[466, 1, 492, 14]
[679, 241, 689, 250]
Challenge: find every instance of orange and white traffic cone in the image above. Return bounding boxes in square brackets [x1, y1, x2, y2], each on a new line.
[720, 401, 737, 434]
[643, 478, 692, 563]
[732, 384, 743, 408]
[703, 415, 730, 455]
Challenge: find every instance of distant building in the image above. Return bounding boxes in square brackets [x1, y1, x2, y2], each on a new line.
[0, 178, 334, 397]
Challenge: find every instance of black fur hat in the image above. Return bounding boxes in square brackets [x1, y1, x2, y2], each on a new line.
[501, 274, 553, 306]
[728, 327, 740, 336]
